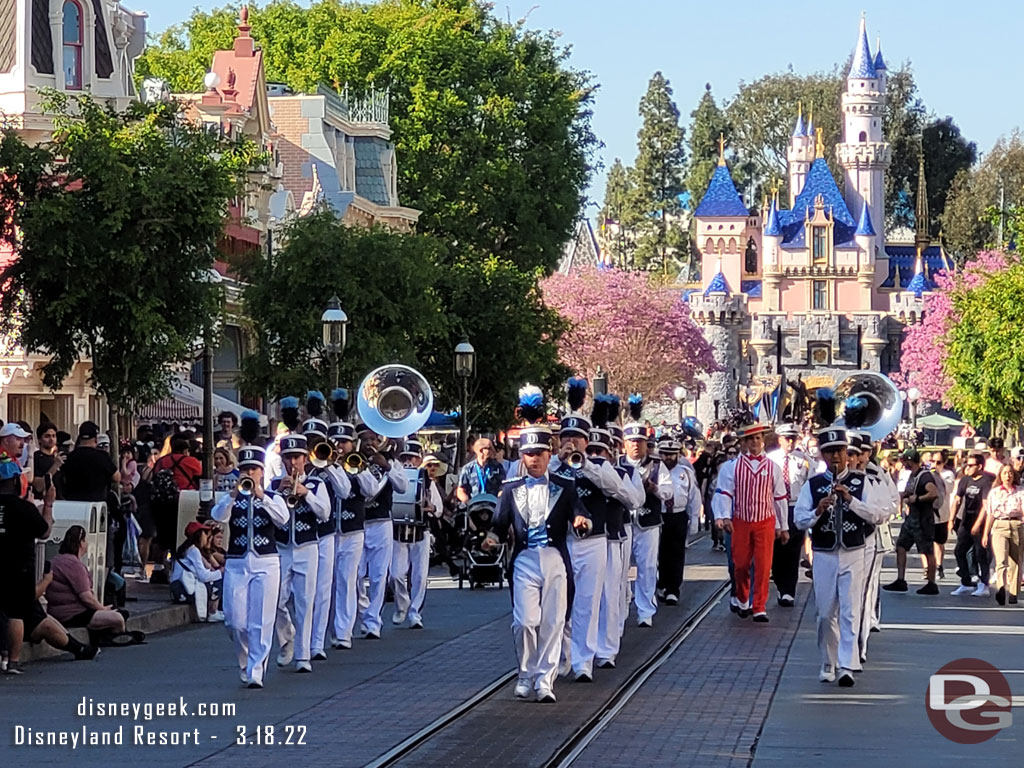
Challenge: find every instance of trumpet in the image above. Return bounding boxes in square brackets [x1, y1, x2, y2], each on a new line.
[311, 442, 334, 468]
[237, 476, 256, 496]
[567, 451, 586, 470]
[342, 452, 365, 475]
[285, 470, 303, 509]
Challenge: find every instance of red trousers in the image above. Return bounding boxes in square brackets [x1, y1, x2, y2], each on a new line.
[732, 518, 776, 614]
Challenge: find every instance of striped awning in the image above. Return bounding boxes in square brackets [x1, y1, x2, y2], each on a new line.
[135, 378, 250, 424]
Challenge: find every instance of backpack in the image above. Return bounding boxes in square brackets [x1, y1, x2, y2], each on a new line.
[151, 456, 185, 506]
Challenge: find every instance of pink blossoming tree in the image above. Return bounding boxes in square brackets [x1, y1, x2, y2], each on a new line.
[897, 250, 1008, 404]
[541, 267, 719, 398]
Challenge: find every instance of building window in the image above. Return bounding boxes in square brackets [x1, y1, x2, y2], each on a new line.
[858, 131, 867, 142]
[62, 1, 83, 90]
[812, 226, 827, 264]
[813, 280, 828, 310]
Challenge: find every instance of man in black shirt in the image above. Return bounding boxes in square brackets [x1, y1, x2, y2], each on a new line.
[883, 449, 940, 594]
[31, 422, 62, 500]
[950, 453, 994, 596]
[60, 421, 119, 503]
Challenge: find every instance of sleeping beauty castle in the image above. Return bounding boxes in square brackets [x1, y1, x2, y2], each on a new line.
[687, 14, 947, 428]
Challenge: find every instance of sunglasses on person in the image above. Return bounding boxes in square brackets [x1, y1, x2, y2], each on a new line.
[966, 462, 980, 467]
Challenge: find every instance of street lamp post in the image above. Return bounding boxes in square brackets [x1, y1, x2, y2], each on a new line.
[321, 295, 349, 390]
[907, 387, 921, 430]
[673, 385, 687, 427]
[454, 337, 476, 471]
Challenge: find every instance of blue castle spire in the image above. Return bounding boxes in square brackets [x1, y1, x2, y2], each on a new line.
[873, 38, 887, 71]
[792, 102, 805, 138]
[855, 200, 876, 237]
[765, 195, 783, 237]
[848, 14, 877, 79]
[704, 257, 731, 296]
[907, 254, 929, 297]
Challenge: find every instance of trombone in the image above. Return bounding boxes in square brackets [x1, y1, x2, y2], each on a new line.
[285, 469, 303, 509]
[567, 451, 586, 470]
[237, 476, 256, 495]
[342, 452, 365, 476]
[311, 442, 334, 468]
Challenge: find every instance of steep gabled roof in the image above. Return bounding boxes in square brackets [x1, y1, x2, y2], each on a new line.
[694, 164, 749, 218]
[848, 15, 877, 79]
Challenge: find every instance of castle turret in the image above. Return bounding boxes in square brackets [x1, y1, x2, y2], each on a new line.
[873, 38, 887, 93]
[786, 102, 812, 205]
[836, 14, 890, 251]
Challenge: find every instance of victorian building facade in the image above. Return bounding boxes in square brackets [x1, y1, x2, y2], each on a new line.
[687, 15, 946, 427]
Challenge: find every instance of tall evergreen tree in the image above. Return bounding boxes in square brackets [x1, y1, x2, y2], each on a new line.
[633, 72, 688, 274]
[686, 83, 731, 207]
[599, 158, 640, 268]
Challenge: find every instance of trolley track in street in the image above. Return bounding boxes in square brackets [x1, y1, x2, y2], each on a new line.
[366, 533, 727, 768]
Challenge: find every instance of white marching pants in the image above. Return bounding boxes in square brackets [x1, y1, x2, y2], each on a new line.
[567, 534, 607, 676]
[858, 531, 881, 661]
[223, 553, 280, 686]
[631, 524, 661, 622]
[310, 534, 336, 656]
[812, 547, 866, 673]
[275, 543, 319, 664]
[358, 520, 393, 634]
[332, 531, 365, 645]
[391, 537, 430, 624]
[597, 537, 626, 663]
[512, 547, 567, 694]
[619, 526, 633, 635]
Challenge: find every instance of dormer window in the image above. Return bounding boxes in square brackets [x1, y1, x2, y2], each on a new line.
[62, 1, 83, 90]
[813, 226, 827, 263]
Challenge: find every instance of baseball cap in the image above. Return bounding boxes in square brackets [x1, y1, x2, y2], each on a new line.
[0, 423, 30, 439]
[184, 521, 213, 539]
[901, 447, 921, 463]
[78, 420, 100, 440]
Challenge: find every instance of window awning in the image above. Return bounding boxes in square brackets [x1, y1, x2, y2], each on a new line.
[136, 378, 252, 424]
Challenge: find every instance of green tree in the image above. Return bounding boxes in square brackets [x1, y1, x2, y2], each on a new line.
[0, 92, 253, 417]
[941, 132, 1024, 263]
[881, 66, 927, 229]
[633, 72, 688, 273]
[598, 158, 641, 268]
[138, 0, 598, 274]
[724, 70, 844, 201]
[238, 212, 448, 399]
[945, 257, 1024, 428]
[425, 257, 568, 429]
[686, 83, 732, 207]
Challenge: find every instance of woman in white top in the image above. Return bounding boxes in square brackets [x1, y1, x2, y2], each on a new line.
[170, 521, 225, 621]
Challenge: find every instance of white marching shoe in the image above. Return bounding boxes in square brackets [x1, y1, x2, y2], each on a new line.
[819, 664, 836, 683]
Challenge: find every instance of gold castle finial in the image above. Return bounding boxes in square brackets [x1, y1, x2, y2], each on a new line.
[718, 133, 726, 166]
[797, 101, 802, 122]
[815, 127, 824, 159]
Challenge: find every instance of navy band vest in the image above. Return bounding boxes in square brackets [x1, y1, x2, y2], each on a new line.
[807, 470, 870, 551]
[552, 460, 608, 536]
[272, 476, 323, 547]
[365, 464, 394, 522]
[309, 466, 340, 537]
[340, 476, 366, 534]
[620, 456, 663, 528]
[606, 464, 633, 540]
[226, 493, 281, 558]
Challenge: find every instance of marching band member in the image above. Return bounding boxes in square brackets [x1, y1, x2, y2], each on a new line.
[238, 409, 265, 448]
[210, 446, 288, 689]
[597, 395, 633, 668]
[768, 423, 813, 607]
[552, 384, 642, 681]
[714, 422, 788, 622]
[794, 420, 889, 687]
[356, 424, 409, 639]
[391, 441, 442, 629]
[482, 424, 590, 703]
[849, 429, 899, 662]
[328, 393, 378, 650]
[272, 434, 330, 673]
[302, 394, 350, 662]
[657, 436, 702, 605]
[619, 394, 673, 628]
[264, 396, 301, 488]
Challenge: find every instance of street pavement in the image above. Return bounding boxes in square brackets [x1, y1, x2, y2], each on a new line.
[5, 535, 1024, 768]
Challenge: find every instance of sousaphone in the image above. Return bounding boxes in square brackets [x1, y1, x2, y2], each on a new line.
[355, 364, 434, 439]
[835, 372, 902, 442]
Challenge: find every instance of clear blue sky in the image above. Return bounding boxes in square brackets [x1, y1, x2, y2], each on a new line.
[146, 1, 1020, 203]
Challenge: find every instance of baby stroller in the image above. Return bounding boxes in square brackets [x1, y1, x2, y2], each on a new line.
[456, 493, 507, 590]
